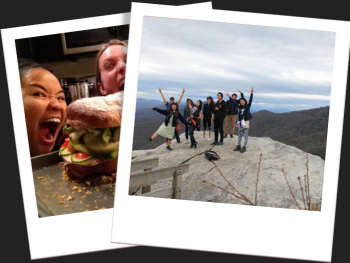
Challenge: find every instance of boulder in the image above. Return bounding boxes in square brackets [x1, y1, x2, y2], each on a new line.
[131, 131, 324, 210]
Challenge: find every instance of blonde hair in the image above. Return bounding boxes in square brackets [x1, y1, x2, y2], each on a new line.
[94, 39, 127, 96]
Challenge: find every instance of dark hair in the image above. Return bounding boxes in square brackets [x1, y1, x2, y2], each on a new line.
[95, 39, 128, 96]
[18, 58, 56, 88]
[206, 96, 215, 108]
[232, 93, 237, 97]
[18, 58, 51, 80]
[196, 100, 202, 111]
[168, 102, 179, 116]
[170, 102, 178, 110]
[169, 97, 175, 101]
[186, 98, 194, 107]
[217, 92, 223, 99]
[239, 97, 247, 105]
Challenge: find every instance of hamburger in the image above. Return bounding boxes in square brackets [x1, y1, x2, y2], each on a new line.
[58, 92, 123, 178]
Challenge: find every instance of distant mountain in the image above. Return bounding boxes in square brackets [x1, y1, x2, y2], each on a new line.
[132, 106, 330, 160]
[250, 105, 290, 113]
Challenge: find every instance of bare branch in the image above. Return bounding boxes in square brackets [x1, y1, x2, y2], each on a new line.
[305, 152, 312, 210]
[255, 153, 262, 205]
[203, 180, 251, 205]
[212, 160, 254, 205]
[297, 176, 307, 210]
[282, 168, 301, 210]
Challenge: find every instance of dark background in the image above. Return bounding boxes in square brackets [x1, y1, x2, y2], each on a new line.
[1, 1, 348, 262]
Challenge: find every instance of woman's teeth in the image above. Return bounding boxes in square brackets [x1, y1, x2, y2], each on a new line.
[45, 118, 61, 123]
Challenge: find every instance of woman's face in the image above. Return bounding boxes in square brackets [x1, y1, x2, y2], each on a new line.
[98, 45, 127, 95]
[196, 101, 200, 107]
[187, 100, 192, 106]
[21, 68, 67, 156]
[171, 104, 177, 111]
[240, 99, 246, 106]
[207, 98, 211, 104]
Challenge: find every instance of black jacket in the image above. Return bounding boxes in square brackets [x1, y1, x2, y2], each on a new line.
[230, 93, 253, 121]
[152, 108, 187, 127]
[226, 92, 244, 115]
[202, 103, 214, 120]
[214, 100, 227, 120]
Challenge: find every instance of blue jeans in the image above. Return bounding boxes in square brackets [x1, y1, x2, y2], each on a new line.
[189, 124, 197, 145]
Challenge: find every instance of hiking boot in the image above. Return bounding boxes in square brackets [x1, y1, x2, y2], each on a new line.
[233, 145, 241, 151]
[224, 134, 227, 138]
[211, 141, 218, 145]
[177, 140, 182, 143]
[166, 146, 173, 151]
[240, 146, 246, 153]
[190, 144, 194, 148]
[217, 141, 224, 146]
[185, 139, 189, 144]
[148, 138, 152, 143]
[194, 142, 198, 148]
[230, 134, 233, 138]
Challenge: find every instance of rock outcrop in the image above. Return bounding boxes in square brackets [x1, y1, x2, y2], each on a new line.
[131, 132, 324, 210]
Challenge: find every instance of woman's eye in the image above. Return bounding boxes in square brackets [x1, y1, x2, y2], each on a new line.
[58, 96, 65, 101]
[34, 93, 44, 97]
[105, 64, 114, 71]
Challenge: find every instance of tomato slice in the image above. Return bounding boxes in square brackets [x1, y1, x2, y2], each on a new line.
[67, 143, 76, 153]
[74, 152, 91, 159]
[60, 140, 69, 150]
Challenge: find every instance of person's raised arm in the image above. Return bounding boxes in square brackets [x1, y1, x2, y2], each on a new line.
[177, 88, 185, 105]
[158, 87, 167, 105]
[248, 86, 254, 105]
[238, 89, 244, 99]
[225, 91, 231, 98]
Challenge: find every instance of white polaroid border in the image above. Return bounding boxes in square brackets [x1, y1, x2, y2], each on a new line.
[111, 3, 350, 262]
[1, 2, 212, 260]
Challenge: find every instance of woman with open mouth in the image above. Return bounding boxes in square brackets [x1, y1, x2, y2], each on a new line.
[95, 39, 127, 96]
[19, 59, 67, 157]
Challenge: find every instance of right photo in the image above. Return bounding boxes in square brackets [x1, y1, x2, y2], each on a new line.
[129, 17, 335, 211]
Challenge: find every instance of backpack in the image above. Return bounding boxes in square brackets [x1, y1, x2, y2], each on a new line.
[204, 150, 220, 161]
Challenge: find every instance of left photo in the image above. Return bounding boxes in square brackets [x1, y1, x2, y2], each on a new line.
[16, 26, 128, 216]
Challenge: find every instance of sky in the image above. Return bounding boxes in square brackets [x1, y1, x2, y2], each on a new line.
[136, 17, 336, 111]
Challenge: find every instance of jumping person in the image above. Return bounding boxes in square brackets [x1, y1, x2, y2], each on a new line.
[226, 87, 254, 153]
[188, 100, 202, 148]
[148, 103, 187, 151]
[183, 98, 194, 144]
[224, 90, 244, 138]
[211, 92, 227, 146]
[158, 87, 185, 143]
[202, 96, 214, 141]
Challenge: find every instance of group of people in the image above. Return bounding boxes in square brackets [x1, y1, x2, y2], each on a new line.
[148, 87, 254, 153]
[19, 39, 127, 157]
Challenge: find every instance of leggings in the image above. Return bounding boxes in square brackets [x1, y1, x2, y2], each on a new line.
[237, 127, 249, 147]
[185, 125, 189, 140]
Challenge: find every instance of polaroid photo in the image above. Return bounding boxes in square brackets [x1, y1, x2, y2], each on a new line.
[111, 2, 350, 262]
[1, 2, 212, 259]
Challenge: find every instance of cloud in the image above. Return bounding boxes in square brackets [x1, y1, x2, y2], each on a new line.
[136, 17, 335, 111]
